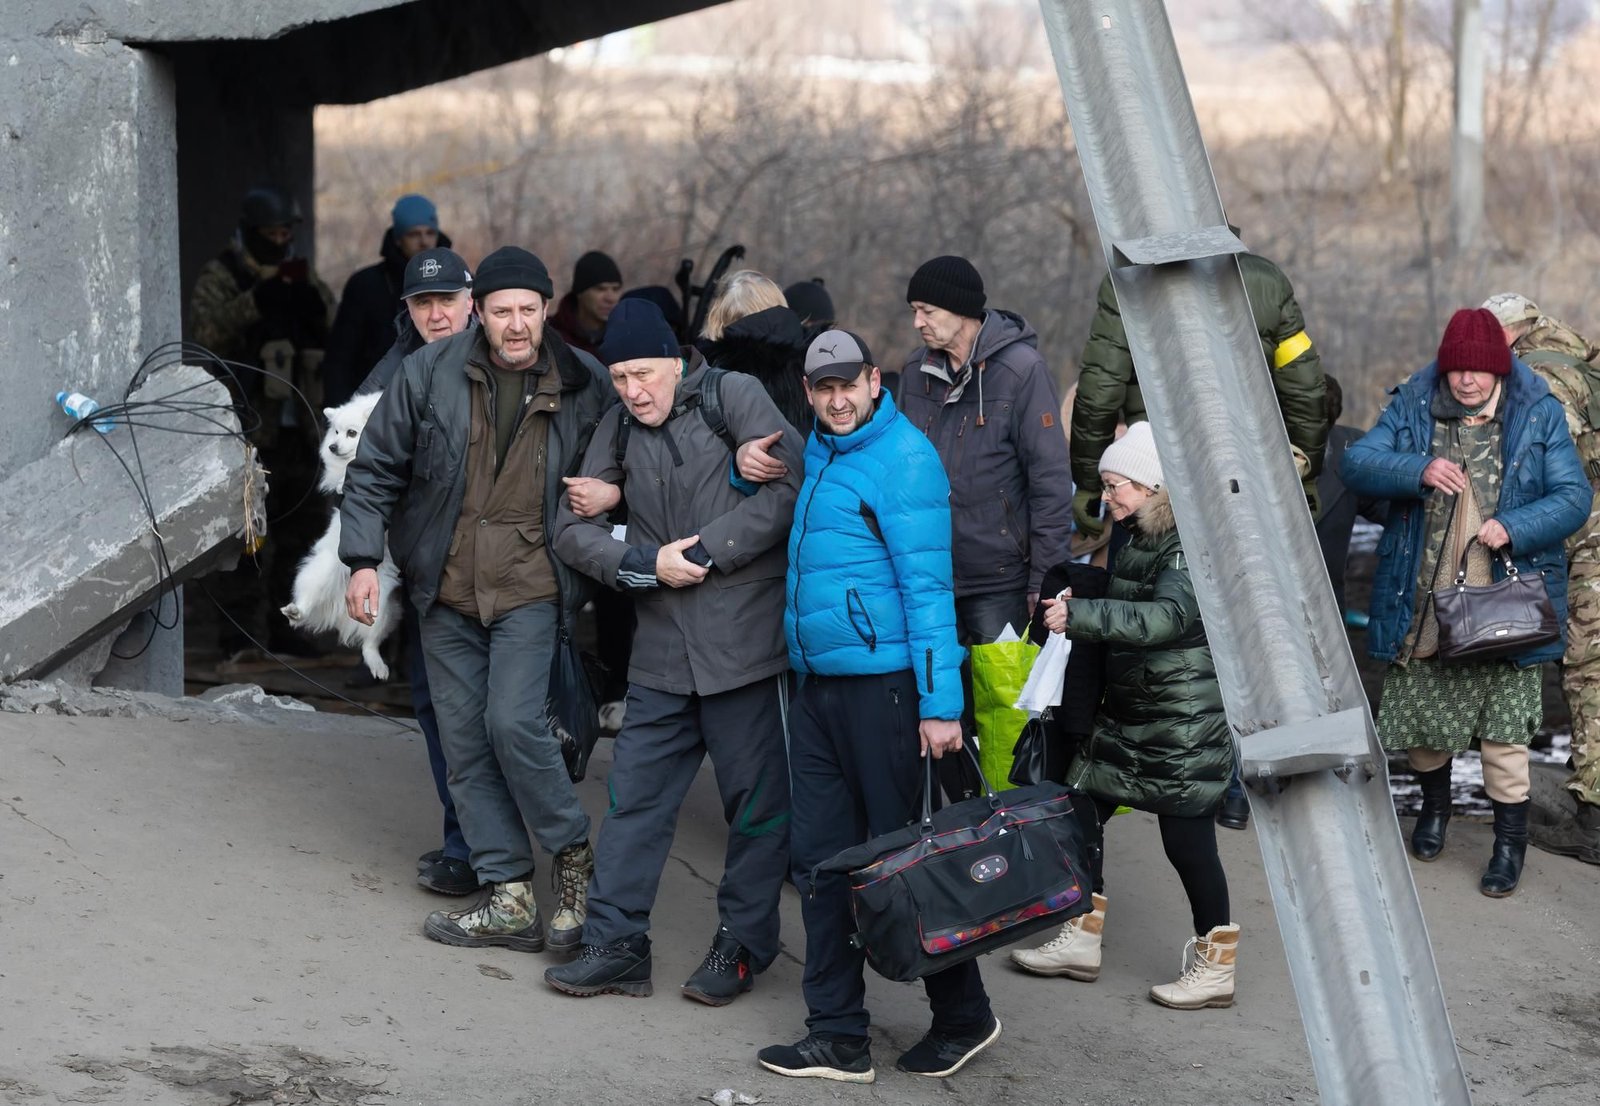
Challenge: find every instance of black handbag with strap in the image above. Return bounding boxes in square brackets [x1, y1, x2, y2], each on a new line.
[813, 747, 1093, 983]
[1431, 537, 1560, 663]
[1008, 710, 1070, 787]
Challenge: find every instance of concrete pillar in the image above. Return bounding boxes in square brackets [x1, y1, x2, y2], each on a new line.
[0, 31, 180, 482]
[0, 30, 185, 692]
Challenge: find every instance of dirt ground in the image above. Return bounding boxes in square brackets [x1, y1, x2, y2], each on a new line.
[1, 709, 1595, 1105]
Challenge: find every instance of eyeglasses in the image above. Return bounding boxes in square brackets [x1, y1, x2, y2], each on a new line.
[1101, 478, 1135, 497]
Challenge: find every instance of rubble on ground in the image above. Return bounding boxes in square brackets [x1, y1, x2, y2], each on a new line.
[0, 679, 314, 724]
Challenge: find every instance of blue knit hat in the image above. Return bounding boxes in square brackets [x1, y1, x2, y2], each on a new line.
[597, 299, 681, 366]
[391, 193, 439, 234]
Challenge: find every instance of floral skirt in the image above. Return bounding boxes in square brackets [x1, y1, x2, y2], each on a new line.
[1376, 657, 1540, 753]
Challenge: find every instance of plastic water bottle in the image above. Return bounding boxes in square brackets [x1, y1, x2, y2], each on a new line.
[56, 390, 114, 434]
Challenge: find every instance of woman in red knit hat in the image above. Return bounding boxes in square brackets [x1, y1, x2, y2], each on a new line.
[1342, 307, 1592, 897]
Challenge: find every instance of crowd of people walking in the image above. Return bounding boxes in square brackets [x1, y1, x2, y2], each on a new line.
[188, 184, 1600, 1085]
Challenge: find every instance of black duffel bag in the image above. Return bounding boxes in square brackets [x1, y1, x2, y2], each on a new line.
[813, 747, 1093, 983]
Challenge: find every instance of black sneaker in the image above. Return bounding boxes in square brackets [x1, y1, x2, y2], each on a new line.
[417, 855, 479, 896]
[757, 1035, 874, 1084]
[682, 925, 753, 1006]
[416, 849, 444, 873]
[544, 935, 653, 998]
[896, 1015, 1001, 1078]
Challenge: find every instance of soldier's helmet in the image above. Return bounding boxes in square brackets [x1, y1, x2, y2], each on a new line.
[238, 186, 303, 230]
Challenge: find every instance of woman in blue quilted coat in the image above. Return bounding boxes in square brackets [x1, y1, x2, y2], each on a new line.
[1343, 307, 1590, 899]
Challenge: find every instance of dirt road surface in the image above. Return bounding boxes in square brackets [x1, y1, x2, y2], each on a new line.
[2, 711, 1595, 1104]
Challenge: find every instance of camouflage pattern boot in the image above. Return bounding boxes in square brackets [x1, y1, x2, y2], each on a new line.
[548, 840, 594, 954]
[423, 877, 544, 952]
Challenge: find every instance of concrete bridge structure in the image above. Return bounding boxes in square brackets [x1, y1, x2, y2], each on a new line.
[0, 1, 721, 687]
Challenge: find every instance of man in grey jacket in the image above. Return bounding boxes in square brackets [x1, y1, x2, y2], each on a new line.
[900, 255, 1072, 795]
[341, 246, 614, 956]
[543, 299, 801, 1004]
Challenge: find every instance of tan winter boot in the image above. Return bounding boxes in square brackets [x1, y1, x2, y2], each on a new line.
[548, 839, 594, 954]
[423, 877, 544, 952]
[1010, 893, 1106, 980]
[1149, 923, 1238, 1010]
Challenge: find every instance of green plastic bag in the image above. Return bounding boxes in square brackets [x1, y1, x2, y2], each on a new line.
[969, 639, 1039, 792]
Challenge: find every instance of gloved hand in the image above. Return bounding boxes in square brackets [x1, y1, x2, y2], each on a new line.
[1073, 487, 1105, 539]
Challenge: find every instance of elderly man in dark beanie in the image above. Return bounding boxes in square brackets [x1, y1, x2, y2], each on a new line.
[545, 298, 801, 1003]
[551, 249, 624, 355]
[900, 254, 1073, 799]
[339, 244, 616, 954]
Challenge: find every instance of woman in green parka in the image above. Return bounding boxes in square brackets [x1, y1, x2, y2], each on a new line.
[1010, 422, 1238, 1010]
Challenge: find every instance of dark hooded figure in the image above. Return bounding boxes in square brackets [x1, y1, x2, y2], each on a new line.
[700, 304, 812, 436]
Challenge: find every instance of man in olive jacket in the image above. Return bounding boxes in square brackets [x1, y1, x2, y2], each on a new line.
[543, 299, 800, 1004]
[341, 246, 614, 957]
[1071, 246, 1329, 537]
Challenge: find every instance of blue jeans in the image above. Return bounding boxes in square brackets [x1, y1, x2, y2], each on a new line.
[405, 602, 468, 862]
[419, 600, 590, 883]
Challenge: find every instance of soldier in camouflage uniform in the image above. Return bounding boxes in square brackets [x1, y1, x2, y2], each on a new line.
[1484, 292, 1600, 863]
[189, 186, 335, 659]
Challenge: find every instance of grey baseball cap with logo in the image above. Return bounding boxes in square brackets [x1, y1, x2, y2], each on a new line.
[402, 247, 472, 298]
[804, 328, 876, 387]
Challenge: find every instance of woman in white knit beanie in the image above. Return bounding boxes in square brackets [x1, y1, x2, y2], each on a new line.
[1013, 422, 1238, 1011]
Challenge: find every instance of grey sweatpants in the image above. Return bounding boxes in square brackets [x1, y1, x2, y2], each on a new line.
[419, 600, 590, 883]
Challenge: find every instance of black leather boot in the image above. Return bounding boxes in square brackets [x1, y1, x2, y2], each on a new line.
[1410, 762, 1453, 862]
[1480, 799, 1531, 898]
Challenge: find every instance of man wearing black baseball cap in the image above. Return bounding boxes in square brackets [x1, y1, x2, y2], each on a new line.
[341, 244, 616, 958]
[761, 328, 999, 1083]
[344, 245, 480, 898]
[356, 247, 475, 397]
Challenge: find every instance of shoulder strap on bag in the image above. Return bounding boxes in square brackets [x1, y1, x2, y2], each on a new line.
[697, 367, 739, 454]
[614, 367, 737, 466]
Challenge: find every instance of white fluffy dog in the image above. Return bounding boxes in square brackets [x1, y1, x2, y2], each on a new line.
[281, 391, 402, 679]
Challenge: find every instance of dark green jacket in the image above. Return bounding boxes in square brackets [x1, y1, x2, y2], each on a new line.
[1071, 255, 1328, 530]
[1063, 492, 1232, 817]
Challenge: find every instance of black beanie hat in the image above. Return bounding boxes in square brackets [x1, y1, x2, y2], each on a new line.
[596, 298, 681, 366]
[572, 250, 623, 295]
[474, 246, 553, 300]
[906, 255, 986, 319]
[784, 278, 836, 325]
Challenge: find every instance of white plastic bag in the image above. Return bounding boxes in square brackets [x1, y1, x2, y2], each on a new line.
[1014, 630, 1070, 713]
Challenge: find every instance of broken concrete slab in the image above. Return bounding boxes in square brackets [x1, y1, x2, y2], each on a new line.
[0, 679, 319, 726]
[0, 363, 266, 684]
[198, 683, 316, 713]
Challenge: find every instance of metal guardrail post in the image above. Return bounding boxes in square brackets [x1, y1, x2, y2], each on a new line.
[1034, 3, 1472, 1102]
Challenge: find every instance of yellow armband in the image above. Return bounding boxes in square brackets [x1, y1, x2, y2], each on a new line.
[1272, 330, 1312, 369]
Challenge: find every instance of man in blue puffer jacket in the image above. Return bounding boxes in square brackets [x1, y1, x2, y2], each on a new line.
[758, 330, 999, 1085]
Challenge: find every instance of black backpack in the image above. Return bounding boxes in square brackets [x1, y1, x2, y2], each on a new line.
[613, 366, 739, 467]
